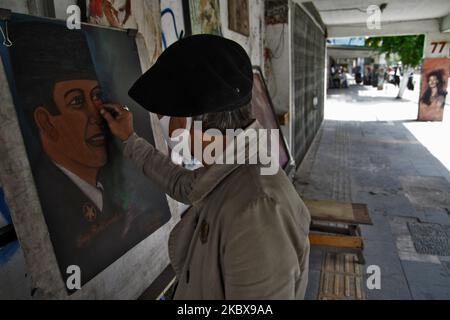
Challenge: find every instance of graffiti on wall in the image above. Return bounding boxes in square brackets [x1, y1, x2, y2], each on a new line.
[160, 0, 185, 49]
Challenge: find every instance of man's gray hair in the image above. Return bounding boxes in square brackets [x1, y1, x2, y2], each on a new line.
[194, 103, 254, 134]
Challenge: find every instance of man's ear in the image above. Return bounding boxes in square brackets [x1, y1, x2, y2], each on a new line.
[34, 106, 58, 142]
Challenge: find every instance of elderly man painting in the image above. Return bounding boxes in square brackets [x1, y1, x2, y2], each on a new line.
[102, 35, 311, 299]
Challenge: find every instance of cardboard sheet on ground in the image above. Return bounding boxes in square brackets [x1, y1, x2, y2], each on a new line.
[0, 14, 171, 294]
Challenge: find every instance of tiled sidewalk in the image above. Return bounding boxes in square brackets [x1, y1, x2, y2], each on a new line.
[297, 84, 450, 300]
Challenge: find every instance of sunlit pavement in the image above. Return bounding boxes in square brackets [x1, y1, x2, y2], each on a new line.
[296, 81, 450, 300]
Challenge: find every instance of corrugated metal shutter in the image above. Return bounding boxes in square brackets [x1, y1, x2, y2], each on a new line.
[292, 3, 325, 166]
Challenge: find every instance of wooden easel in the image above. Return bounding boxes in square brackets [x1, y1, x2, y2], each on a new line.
[304, 199, 372, 264]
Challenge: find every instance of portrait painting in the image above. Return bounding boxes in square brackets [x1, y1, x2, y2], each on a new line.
[227, 0, 249, 36]
[85, 0, 163, 68]
[4, 19, 171, 292]
[188, 0, 222, 35]
[418, 58, 450, 121]
[250, 69, 293, 172]
[86, 0, 137, 29]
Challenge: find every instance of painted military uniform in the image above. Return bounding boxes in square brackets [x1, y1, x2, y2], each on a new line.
[33, 154, 168, 289]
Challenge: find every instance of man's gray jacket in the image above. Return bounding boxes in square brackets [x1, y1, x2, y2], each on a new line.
[123, 127, 311, 300]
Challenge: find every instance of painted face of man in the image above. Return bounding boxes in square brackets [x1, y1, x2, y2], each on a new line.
[35, 80, 107, 168]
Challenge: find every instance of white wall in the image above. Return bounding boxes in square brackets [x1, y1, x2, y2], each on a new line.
[160, 0, 185, 50]
[264, 23, 290, 148]
[144, 0, 266, 66]
[265, 23, 290, 114]
[423, 32, 450, 59]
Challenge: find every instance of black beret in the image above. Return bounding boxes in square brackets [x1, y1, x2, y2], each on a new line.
[128, 34, 253, 117]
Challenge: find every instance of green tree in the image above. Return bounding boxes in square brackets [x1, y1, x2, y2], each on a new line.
[366, 35, 424, 98]
[366, 35, 424, 67]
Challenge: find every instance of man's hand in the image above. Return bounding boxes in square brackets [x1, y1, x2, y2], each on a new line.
[100, 104, 134, 142]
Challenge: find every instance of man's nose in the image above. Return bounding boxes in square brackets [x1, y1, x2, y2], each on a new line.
[88, 116, 103, 126]
[86, 98, 104, 117]
[86, 102, 104, 126]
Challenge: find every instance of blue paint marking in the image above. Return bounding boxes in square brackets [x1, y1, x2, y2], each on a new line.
[0, 188, 19, 265]
[161, 7, 184, 49]
[0, 188, 12, 225]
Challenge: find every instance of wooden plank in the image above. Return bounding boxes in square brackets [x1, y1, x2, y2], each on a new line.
[352, 203, 372, 225]
[310, 223, 353, 235]
[309, 234, 363, 249]
[304, 199, 372, 225]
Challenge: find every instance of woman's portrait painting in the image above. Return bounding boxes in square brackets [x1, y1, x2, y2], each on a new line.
[418, 58, 450, 121]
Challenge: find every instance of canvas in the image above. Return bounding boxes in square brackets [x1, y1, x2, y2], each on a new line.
[188, 0, 222, 35]
[87, 0, 137, 28]
[250, 68, 293, 172]
[85, 0, 163, 67]
[1, 17, 171, 293]
[227, 0, 249, 36]
[418, 58, 450, 121]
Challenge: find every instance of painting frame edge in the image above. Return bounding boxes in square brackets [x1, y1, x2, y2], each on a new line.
[0, 15, 177, 299]
[227, 0, 250, 37]
[252, 66, 296, 179]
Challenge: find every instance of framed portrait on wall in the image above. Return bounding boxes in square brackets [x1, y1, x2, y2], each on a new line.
[227, 0, 249, 36]
[84, 0, 136, 28]
[418, 58, 450, 121]
[81, 0, 163, 67]
[184, 0, 222, 36]
[0, 14, 172, 295]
